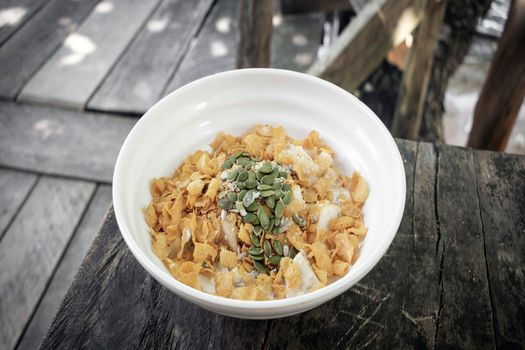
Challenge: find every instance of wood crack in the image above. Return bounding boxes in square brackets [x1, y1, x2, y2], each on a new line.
[432, 144, 444, 350]
[261, 320, 271, 350]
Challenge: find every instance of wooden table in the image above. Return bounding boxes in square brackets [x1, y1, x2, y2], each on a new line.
[40, 140, 524, 349]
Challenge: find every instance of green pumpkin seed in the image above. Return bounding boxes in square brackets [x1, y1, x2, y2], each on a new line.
[253, 225, 262, 235]
[263, 240, 272, 256]
[260, 190, 275, 197]
[268, 218, 275, 232]
[282, 190, 292, 205]
[238, 190, 247, 201]
[274, 217, 281, 226]
[272, 226, 280, 233]
[257, 184, 272, 191]
[252, 217, 260, 225]
[237, 171, 248, 182]
[248, 171, 256, 182]
[253, 260, 267, 274]
[227, 169, 238, 181]
[227, 192, 237, 202]
[258, 161, 273, 174]
[265, 196, 275, 209]
[223, 157, 236, 169]
[236, 157, 251, 167]
[273, 189, 283, 199]
[236, 182, 245, 190]
[250, 253, 265, 261]
[261, 174, 276, 185]
[272, 182, 282, 190]
[269, 255, 282, 266]
[249, 247, 263, 255]
[243, 190, 256, 207]
[257, 206, 270, 230]
[242, 213, 257, 223]
[274, 240, 284, 256]
[282, 184, 291, 191]
[218, 198, 233, 210]
[274, 201, 284, 218]
[292, 214, 307, 227]
[278, 171, 288, 178]
[250, 232, 260, 246]
[256, 171, 264, 181]
[246, 202, 259, 212]
[289, 247, 299, 259]
[244, 180, 258, 189]
[235, 201, 247, 215]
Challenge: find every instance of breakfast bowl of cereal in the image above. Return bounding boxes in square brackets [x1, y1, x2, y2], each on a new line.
[113, 69, 405, 319]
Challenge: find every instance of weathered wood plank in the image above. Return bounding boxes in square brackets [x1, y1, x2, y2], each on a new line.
[308, 0, 426, 92]
[270, 13, 323, 72]
[236, 0, 275, 68]
[391, 0, 446, 139]
[19, 0, 161, 109]
[0, 0, 99, 99]
[40, 208, 268, 350]
[474, 151, 525, 348]
[0, 0, 49, 46]
[16, 185, 112, 350]
[0, 168, 37, 238]
[266, 140, 440, 348]
[280, 0, 352, 14]
[0, 102, 135, 183]
[435, 145, 496, 348]
[0, 177, 94, 350]
[87, 0, 214, 115]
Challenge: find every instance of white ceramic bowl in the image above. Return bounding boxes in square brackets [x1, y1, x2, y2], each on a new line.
[113, 69, 405, 319]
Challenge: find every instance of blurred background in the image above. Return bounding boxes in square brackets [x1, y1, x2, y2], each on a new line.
[0, 0, 524, 349]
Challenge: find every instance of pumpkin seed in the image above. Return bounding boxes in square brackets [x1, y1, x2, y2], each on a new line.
[244, 180, 258, 189]
[292, 213, 306, 227]
[274, 217, 281, 226]
[260, 190, 275, 197]
[256, 171, 264, 181]
[237, 171, 248, 182]
[257, 184, 272, 191]
[278, 171, 288, 178]
[252, 217, 260, 225]
[236, 157, 251, 167]
[253, 260, 267, 274]
[238, 190, 247, 201]
[265, 196, 275, 209]
[245, 202, 259, 212]
[250, 232, 260, 246]
[261, 174, 276, 185]
[268, 218, 275, 231]
[257, 206, 270, 230]
[236, 182, 245, 190]
[227, 169, 238, 181]
[258, 161, 273, 174]
[273, 189, 283, 199]
[250, 253, 265, 261]
[274, 240, 284, 256]
[253, 225, 262, 235]
[282, 184, 291, 191]
[218, 198, 233, 210]
[242, 213, 257, 223]
[272, 182, 282, 190]
[289, 247, 299, 259]
[282, 190, 292, 205]
[249, 246, 264, 255]
[263, 240, 272, 256]
[272, 226, 280, 234]
[269, 255, 282, 266]
[235, 201, 247, 216]
[223, 156, 236, 169]
[243, 190, 256, 207]
[248, 171, 256, 182]
[227, 192, 237, 202]
[274, 201, 284, 218]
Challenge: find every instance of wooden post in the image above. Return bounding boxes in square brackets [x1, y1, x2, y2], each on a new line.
[236, 0, 275, 68]
[467, 0, 525, 151]
[391, 0, 447, 139]
[307, 0, 427, 92]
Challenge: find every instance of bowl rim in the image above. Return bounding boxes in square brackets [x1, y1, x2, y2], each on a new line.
[113, 68, 406, 310]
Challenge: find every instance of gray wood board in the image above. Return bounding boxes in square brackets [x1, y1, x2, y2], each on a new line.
[0, 176, 94, 350]
[0, 168, 37, 239]
[164, 0, 323, 93]
[0, 0, 100, 99]
[87, 0, 214, 115]
[0, 102, 135, 183]
[16, 185, 112, 350]
[434, 145, 496, 348]
[0, 0, 49, 46]
[19, 0, 161, 109]
[40, 208, 268, 350]
[474, 151, 525, 348]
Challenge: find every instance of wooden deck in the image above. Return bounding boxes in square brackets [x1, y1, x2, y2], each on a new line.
[0, 1, 323, 349]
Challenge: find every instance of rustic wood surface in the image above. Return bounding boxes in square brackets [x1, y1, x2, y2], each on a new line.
[0, 177, 94, 350]
[0, 0, 49, 46]
[19, 0, 161, 108]
[87, 0, 214, 115]
[0, 102, 135, 183]
[39, 141, 525, 349]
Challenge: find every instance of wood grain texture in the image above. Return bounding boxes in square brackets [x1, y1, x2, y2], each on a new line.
[164, 0, 237, 93]
[0, 0, 99, 99]
[435, 145, 496, 348]
[0, 102, 135, 183]
[19, 0, 161, 109]
[0, 0, 49, 46]
[236, 0, 275, 68]
[0, 176, 94, 350]
[280, 0, 352, 14]
[40, 208, 268, 350]
[16, 185, 112, 350]
[307, 0, 426, 92]
[87, 0, 214, 115]
[0, 168, 37, 239]
[474, 151, 525, 348]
